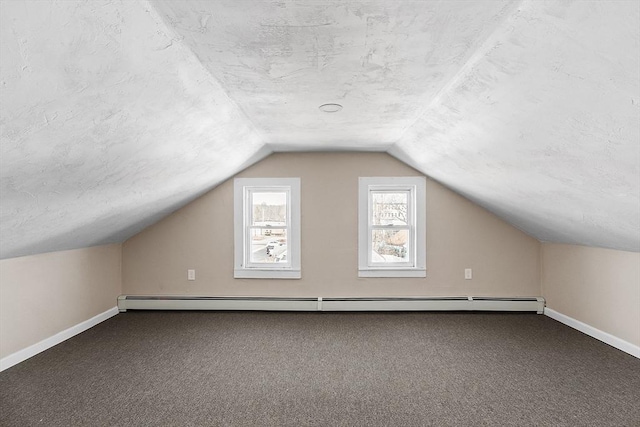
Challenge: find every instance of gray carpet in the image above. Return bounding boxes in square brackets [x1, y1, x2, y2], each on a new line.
[1, 311, 639, 426]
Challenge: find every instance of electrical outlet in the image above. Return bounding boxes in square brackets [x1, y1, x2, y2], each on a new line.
[187, 269, 196, 281]
[464, 268, 472, 280]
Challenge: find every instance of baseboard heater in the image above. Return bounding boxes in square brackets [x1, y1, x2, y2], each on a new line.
[118, 296, 545, 314]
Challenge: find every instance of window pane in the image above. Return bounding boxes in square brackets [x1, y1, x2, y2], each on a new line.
[372, 192, 408, 226]
[371, 229, 409, 263]
[249, 228, 288, 263]
[251, 192, 287, 226]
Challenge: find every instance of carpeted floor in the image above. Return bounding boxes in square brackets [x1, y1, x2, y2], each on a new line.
[1, 311, 639, 426]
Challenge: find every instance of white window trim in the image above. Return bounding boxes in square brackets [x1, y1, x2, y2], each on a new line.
[234, 177, 301, 279]
[358, 177, 426, 278]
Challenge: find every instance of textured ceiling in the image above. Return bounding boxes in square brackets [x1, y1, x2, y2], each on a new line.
[1, 0, 638, 259]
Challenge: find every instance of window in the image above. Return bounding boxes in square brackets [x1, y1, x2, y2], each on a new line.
[358, 177, 426, 277]
[234, 178, 301, 278]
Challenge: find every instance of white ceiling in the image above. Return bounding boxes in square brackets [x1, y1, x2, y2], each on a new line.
[1, 0, 638, 259]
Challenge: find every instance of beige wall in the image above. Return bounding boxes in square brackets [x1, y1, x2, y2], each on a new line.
[541, 243, 640, 347]
[0, 243, 122, 358]
[4, 154, 637, 362]
[123, 152, 540, 297]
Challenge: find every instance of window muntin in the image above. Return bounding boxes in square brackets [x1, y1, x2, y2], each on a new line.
[359, 177, 426, 278]
[234, 178, 300, 279]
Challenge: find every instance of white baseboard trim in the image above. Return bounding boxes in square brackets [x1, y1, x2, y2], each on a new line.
[544, 308, 639, 359]
[0, 306, 119, 372]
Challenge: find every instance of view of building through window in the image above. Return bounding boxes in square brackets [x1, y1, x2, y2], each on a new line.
[250, 191, 288, 263]
[371, 191, 410, 263]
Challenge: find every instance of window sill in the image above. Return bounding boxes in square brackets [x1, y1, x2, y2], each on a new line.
[234, 269, 301, 279]
[358, 268, 426, 278]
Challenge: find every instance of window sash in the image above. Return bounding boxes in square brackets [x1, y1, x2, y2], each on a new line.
[244, 188, 291, 269]
[370, 189, 412, 226]
[246, 227, 288, 267]
[234, 177, 301, 279]
[247, 188, 289, 227]
[367, 187, 415, 268]
[358, 177, 426, 278]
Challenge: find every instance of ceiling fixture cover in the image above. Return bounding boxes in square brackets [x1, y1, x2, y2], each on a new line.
[318, 103, 343, 113]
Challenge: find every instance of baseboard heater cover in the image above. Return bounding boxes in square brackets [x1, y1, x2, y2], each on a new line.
[118, 296, 545, 313]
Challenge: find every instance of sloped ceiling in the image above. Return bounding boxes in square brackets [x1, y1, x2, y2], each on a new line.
[1, 0, 638, 259]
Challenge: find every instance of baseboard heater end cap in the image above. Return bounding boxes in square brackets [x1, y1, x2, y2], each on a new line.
[117, 295, 127, 312]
